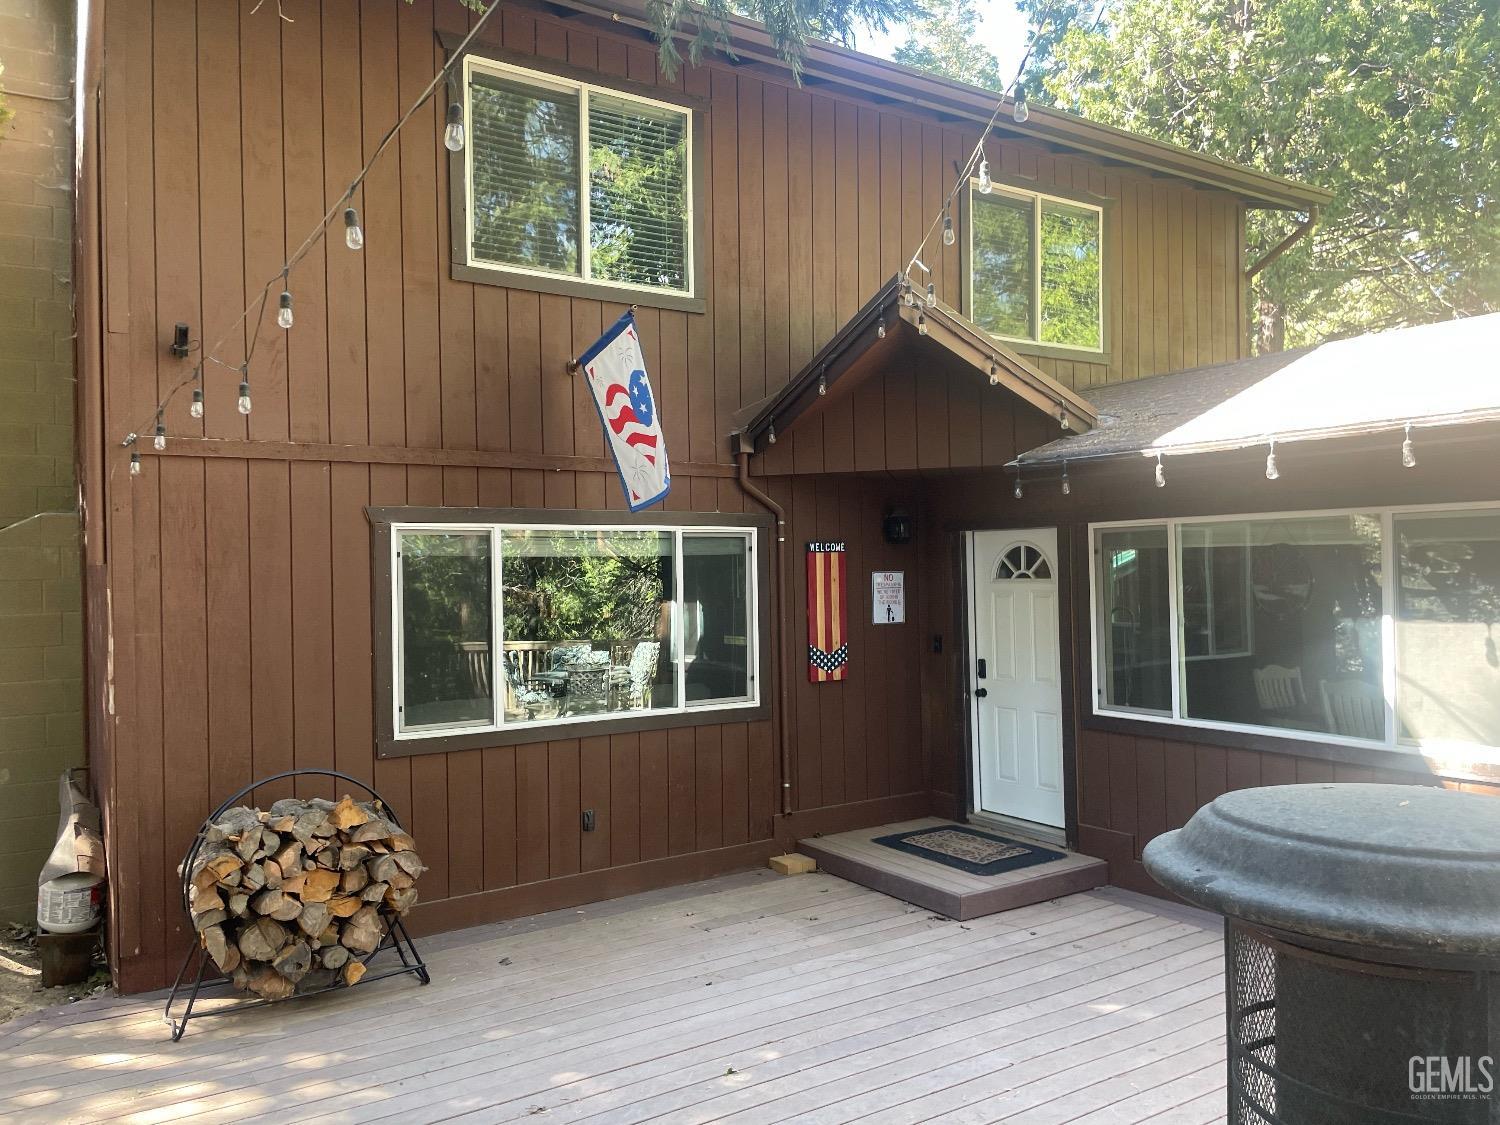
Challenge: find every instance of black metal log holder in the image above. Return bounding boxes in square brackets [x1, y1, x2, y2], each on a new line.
[164, 769, 430, 1041]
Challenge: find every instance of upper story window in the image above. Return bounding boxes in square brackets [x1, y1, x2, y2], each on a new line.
[968, 183, 1103, 353]
[461, 56, 694, 297]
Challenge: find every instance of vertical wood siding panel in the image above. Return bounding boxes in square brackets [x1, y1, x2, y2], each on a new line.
[1134, 737, 1167, 854]
[1165, 188, 1184, 375]
[579, 735, 611, 873]
[762, 84, 790, 402]
[515, 743, 549, 884]
[667, 726, 697, 854]
[539, 293, 575, 456]
[747, 721, 775, 840]
[840, 481, 869, 803]
[694, 725, 724, 851]
[368, 464, 412, 848]
[474, 287, 510, 451]
[683, 63, 716, 466]
[1106, 732, 1139, 835]
[482, 746, 518, 890]
[720, 722, 750, 847]
[638, 729, 670, 861]
[1180, 190, 1199, 369]
[1197, 194, 1216, 368]
[361, 1, 405, 447]
[1151, 184, 1170, 380]
[785, 89, 818, 474]
[330, 463, 373, 789]
[1162, 739, 1198, 830]
[788, 477, 821, 808]
[737, 78, 766, 412]
[205, 459, 253, 805]
[322, 3, 369, 445]
[1194, 743, 1228, 807]
[289, 462, 335, 790]
[851, 107, 885, 471]
[709, 71, 741, 463]
[609, 733, 641, 866]
[283, 1, 330, 445]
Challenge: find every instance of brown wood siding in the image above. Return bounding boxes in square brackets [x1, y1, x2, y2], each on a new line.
[919, 431, 1500, 897]
[92, 0, 1255, 990]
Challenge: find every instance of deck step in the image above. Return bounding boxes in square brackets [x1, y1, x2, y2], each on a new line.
[798, 817, 1109, 921]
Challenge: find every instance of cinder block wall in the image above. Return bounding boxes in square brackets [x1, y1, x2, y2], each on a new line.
[0, 1, 82, 924]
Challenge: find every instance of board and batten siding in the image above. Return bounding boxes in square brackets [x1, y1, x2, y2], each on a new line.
[88, 0, 1251, 990]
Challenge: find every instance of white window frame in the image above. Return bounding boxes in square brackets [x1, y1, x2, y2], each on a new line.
[1088, 500, 1500, 762]
[967, 180, 1105, 355]
[461, 55, 696, 298]
[391, 521, 758, 742]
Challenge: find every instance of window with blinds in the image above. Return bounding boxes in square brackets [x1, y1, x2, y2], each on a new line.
[968, 183, 1103, 352]
[463, 58, 693, 297]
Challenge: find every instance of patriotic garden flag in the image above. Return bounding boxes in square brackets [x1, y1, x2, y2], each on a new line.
[578, 310, 671, 512]
[807, 541, 849, 682]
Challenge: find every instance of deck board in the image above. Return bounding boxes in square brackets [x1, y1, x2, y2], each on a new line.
[0, 871, 1225, 1124]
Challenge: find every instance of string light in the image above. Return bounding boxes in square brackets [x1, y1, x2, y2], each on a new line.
[1059, 407, 1070, 431]
[1012, 91, 1030, 123]
[343, 207, 364, 251]
[1061, 461, 1071, 496]
[1265, 440, 1280, 480]
[1013, 474, 1024, 500]
[942, 210, 955, 247]
[119, 0, 504, 476]
[129, 450, 142, 476]
[917, 314, 928, 336]
[277, 290, 294, 330]
[877, 317, 886, 339]
[767, 420, 777, 444]
[988, 359, 999, 385]
[1401, 423, 1416, 468]
[926, 281, 936, 307]
[153, 423, 167, 452]
[977, 157, 992, 195]
[444, 102, 466, 152]
[817, 372, 827, 396]
[1155, 453, 1166, 488]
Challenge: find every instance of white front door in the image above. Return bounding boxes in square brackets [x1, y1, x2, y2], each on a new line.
[969, 529, 1066, 829]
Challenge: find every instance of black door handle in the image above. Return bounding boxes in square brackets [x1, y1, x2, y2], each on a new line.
[974, 688, 988, 698]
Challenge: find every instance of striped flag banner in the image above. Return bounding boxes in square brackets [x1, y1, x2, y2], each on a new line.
[807, 541, 848, 682]
[577, 310, 671, 512]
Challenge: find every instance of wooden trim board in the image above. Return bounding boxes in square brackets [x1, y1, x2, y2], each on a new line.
[798, 817, 1107, 921]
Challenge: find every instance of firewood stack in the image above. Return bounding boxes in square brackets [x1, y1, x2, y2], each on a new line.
[182, 795, 425, 1000]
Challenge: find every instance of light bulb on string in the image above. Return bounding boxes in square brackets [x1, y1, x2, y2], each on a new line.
[238, 379, 253, 416]
[767, 420, 777, 445]
[926, 281, 936, 307]
[445, 102, 466, 152]
[817, 373, 827, 397]
[1012, 91, 1029, 124]
[277, 290, 294, 330]
[344, 207, 364, 251]
[977, 158, 992, 194]
[988, 360, 999, 386]
[1013, 475, 1024, 500]
[1059, 408, 1070, 431]
[129, 450, 142, 477]
[917, 314, 928, 336]
[1061, 462, 1071, 496]
[1265, 440, 1280, 480]
[877, 318, 886, 339]
[1154, 453, 1166, 488]
[1401, 423, 1416, 468]
[153, 423, 167, 452]
[190, 388, 204, 420]
[942, 210, 955, 247]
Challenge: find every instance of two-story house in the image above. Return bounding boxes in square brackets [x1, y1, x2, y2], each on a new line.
[72, 0, 1500, 993]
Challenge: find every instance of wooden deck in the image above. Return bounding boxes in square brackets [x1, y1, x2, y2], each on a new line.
[0, 870, 1228, 1123]
[798, 819, 1109, 921]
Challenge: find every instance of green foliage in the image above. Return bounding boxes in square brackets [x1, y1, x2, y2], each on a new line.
[502, 532, 669, 643]
[589, 96, 690, 290]
[892, 0, 1002, 88]
[1039, 201, 1101, 347]
[1019, 0, 1500, 349]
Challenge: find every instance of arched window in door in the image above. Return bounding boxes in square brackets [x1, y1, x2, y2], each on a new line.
[996, 542, 1052, 581]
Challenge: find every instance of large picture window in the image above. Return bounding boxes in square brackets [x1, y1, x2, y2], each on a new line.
[462, 56, 693, 297]
[969, 184, 1102, 352]
[1091, 504, 1500, 757]
[383, 516, 761, 750]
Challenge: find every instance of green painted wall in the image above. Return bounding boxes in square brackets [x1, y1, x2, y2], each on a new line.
[0, 0, 83, 924]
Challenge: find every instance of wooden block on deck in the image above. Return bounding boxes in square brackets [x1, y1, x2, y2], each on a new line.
[768, 853, 817, 876]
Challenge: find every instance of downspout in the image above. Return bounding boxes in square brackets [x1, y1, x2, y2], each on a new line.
[1245, 205, 1319, 281]
[736, 448, 792, 816]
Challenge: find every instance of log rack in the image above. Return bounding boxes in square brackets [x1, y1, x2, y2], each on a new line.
[164, 769, 430, 1041]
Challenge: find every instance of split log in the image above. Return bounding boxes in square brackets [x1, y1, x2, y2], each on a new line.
[182, 793, 422, 998]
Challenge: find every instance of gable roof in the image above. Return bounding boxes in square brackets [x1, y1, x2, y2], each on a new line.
[731, 275, 1096, 453]
[544, 0, 1330, 212]
[1016, 313, 1500, 468]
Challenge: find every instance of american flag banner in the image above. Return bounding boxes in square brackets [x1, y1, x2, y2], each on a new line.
[577, 310, 671, 512]
[807, 541, 849, 682]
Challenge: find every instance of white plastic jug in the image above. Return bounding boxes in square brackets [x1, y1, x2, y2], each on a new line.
[38, 871, 103, 934]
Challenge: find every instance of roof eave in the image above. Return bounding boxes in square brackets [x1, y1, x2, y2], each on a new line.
[532, 0, 1331, 211]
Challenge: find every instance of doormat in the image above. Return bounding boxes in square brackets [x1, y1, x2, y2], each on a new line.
[872, 825, 1066, 877]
